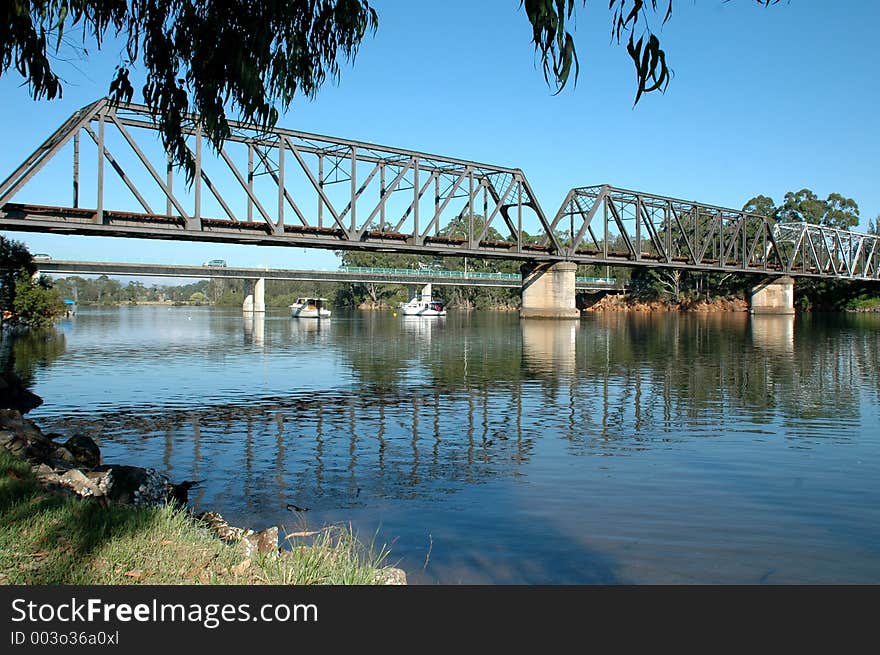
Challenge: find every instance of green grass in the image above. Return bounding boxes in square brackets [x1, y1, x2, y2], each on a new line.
[0, 450, 391, 585]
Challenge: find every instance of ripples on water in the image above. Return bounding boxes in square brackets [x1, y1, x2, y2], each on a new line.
[18, 306, 880, 583]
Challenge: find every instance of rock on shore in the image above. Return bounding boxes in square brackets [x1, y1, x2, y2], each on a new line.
[1, 408, 173, 507]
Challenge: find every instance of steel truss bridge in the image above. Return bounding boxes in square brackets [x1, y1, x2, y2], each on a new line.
[33, 260, 621, 291]
[1, 98, 877, 282]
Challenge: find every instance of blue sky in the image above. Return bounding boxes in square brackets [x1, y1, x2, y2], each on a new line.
[1, 0, 878, 273]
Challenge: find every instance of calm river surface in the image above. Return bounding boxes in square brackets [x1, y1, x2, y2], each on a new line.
[17, 306, 880, 583]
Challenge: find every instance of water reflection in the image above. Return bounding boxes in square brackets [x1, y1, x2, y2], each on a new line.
[401, 315, 444, 341]
[20, 307, 880, 583]
[750, 314, 795, 353]
[521, 319, 578, 377]
[33, 310, 879, 499]
[242, 313, 265, 346]
[0, 329, 66, 408]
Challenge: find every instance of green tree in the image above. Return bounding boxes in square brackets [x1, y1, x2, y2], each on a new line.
[777, 189, 859, 229]
[12, 274, 62, 328]
[93, 275, 123, 304]
[262, 280, 333, 307]
[823, 193, 859, 230]
[0, 236, 63, 330]
[440, 213, 506, 243]
[1, 0, 378, 178]
[0, 236, 36, 316]
[337, 250, 421, 306]
[777, 189, 826, 224]
[2, 1, 783, 172]
[628, 266, 690, 302]
[50, 275, 86, 303]
[742, 195, 777, 219]
[758, 188, 865, 310]
[529, 1, 781, 101]
[124, 281, 147, 302]
[628, 184, 867, 308]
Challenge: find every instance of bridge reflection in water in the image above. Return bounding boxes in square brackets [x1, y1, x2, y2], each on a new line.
[521, 319, 578, 376]
[242, 313, 265, 347]
[39, 312, 874, 510]
[750, 314, 795, 353]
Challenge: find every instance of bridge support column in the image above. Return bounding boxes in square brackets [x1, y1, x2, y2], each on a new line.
[749, 276, 795, 315]
[520, 262, 580, 319]
[243, 278, 266, 313]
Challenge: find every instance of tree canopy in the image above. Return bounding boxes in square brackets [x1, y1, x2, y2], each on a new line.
[0, 236, 62, 327]
[741, 195, 777, 221]
[743, 189, 861, 230]
[0, 235, 35, 314]
[2, 1, 782, 173]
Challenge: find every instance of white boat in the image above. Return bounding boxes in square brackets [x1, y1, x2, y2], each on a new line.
[289, 297, 331, 319]
[400, 284, 446, 317]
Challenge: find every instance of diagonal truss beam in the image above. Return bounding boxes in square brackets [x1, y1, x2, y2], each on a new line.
[251, 144, 309, 227]
[83, 125, 153, 214]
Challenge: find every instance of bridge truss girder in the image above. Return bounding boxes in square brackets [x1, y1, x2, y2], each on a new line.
[1, 100, 878, 282]
[553, 185, 880, 280]
[0, 98, 560, 260]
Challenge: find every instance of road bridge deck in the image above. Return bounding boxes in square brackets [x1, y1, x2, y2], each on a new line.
[33, 260, 622, 292]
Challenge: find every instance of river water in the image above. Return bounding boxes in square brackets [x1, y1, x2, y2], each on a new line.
[15, 306, 880, 583]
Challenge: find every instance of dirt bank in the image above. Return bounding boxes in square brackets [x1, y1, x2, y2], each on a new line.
[581, 294, 748, 313]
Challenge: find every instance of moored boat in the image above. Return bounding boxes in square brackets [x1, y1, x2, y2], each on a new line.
[289, 297, 331, 319]
[400, 284, 446, 317]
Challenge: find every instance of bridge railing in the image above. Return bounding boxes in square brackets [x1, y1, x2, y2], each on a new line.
[339, 265, 617, 286]
[576, 276, 618, 285]
[340, 266, 518, 280]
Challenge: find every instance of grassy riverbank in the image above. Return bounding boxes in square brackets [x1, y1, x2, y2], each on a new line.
[0, 449, 391, 585]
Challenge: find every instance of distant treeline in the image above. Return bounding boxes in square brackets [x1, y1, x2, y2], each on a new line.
[49, 259, 880, 313]
[48, 270, 530, 310]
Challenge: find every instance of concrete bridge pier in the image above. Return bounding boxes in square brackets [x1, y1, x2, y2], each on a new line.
[520, 262, 580, 319]
[242, 277, 266, 313]
[749, 276, 795, 315]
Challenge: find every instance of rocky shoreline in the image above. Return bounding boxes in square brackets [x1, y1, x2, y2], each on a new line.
[0, 407, 406, 584]
[581, 294, 749, 313]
